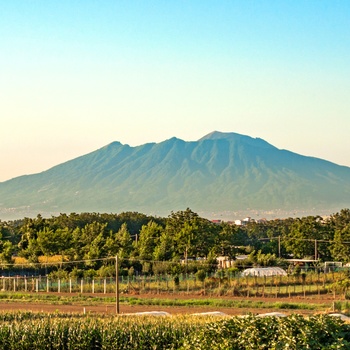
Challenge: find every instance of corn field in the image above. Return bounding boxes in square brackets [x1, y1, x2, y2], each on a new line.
[0, 312, 349, 349]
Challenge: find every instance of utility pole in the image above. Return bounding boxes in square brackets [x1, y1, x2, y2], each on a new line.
[278, 236, 281, 258]
[314, 240, 318, 261]
[115, 255, 119, 314]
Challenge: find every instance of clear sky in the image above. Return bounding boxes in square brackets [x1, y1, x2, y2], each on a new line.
[1, 1, 349, 182]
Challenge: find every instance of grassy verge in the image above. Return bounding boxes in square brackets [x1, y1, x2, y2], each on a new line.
[126, 296, 328, 311]
[0, 292, 116, 305]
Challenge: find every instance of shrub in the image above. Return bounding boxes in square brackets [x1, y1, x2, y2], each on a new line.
[196, 269, 207, 283]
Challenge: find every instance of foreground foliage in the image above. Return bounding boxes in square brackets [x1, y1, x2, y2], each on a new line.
[182, 314, 350, 350]
[0, 312, 349, 349]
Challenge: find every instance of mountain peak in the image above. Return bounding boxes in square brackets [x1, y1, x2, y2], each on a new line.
[198, 131, 273, 149]
[198, 131, 243, 141]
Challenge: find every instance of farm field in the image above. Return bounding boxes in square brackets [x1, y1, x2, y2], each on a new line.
[0, 291, 340, 316]
[0, 310, 349, 349]
[1, 282, 350, 348]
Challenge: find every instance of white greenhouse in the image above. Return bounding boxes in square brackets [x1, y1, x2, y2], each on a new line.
[241, 267, 287, 277]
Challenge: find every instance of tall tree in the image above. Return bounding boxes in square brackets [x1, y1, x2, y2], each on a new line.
[115, 223, 133, 259]
[135, 221, 163, 261]
[330, 223, 350, 262]
[72, 222, 108, 260]
[213, 223, 244, 258]
[283, 216, 329, 259]
[165, 208, 217, 259]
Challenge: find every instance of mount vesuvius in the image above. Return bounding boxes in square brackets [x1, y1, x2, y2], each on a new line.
[1, 131, 350, 219]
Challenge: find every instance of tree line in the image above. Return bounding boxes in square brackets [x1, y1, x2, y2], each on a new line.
[0, 208, 350, 278]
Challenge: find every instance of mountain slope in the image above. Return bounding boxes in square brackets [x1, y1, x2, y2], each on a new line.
[1, 131, 350, 218]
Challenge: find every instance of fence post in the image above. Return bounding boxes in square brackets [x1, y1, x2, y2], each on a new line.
[13, 278, 16, 292]
[58, 279, 61, 293]
[81, 279, 83, 294]
[47, 278, 49, 293]
[104, 279, 106, 294]
[92, 279, 95, 294]
[275, 277, 278, 298]
[24, 277, 27, 292]
[187, 276, 189, 294]
[69, 279, 72, 293]
[263, 276, 266, 297]
[35, 279, 39, 293]
[116, 255, 119, 315]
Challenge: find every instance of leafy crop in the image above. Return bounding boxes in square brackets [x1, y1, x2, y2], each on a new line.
[182, 314, 350, 350]
[0, 312, 349, 349]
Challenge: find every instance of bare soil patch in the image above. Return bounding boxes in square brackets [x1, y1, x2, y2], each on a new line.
[0, 291, 336, 316]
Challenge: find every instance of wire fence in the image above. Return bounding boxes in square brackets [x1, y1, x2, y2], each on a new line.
[1, 270, 347, 299]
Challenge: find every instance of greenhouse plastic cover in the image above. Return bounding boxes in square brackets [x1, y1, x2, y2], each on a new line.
[241, 267, 287, 277]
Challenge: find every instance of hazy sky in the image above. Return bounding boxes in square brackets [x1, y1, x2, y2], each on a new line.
[1, 1, 349, 182]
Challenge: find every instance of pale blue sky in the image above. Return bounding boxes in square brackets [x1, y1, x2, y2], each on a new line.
[1, 1, 349, 182]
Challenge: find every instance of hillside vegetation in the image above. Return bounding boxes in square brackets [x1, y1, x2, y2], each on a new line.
[1, 208, 350, 278]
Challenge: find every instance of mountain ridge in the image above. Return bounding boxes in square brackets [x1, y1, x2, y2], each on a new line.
[1, 131, 349, 220]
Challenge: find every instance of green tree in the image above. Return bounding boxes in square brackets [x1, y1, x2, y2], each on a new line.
[83, 232, 105, 267]
[37, 227, 72, 259]
[0, 240, 13, 265]
[330, 223, 350, 263]
[176, 221, 198, 265]
[153, 231, 174, 261]
[328, 209, 350, 231]
[165, 208, 217, 259]
[213, 223, 244, 258]
[72, 222, 108, 260]
[115, 223, 133, 259]
[135, 221, 163, 260]
[283, 216, 328, 259]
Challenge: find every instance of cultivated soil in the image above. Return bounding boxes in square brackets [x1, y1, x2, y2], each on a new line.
[0, 292, 338, 316]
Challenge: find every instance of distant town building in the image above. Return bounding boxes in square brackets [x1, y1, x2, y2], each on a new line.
[242, 217, 252, 224]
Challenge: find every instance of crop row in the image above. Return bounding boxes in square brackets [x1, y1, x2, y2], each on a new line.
[0, 312, 350, 349]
